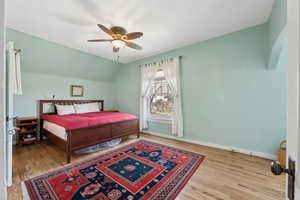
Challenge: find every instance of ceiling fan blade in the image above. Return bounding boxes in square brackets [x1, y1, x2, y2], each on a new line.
[87, 39, 113, 42]
[97, 24, 113, 36]
[125, 41, 143, 50]
[124, 32, 143, 40]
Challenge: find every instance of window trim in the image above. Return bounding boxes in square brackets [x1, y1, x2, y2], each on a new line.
[147, 69, 173, 124]
[148, 114, 172, 124]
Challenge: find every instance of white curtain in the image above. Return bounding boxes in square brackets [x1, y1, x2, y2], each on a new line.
[139, 56, 183, 137]
[162, 57, 183, 137]
[8, 41, 22, 95]
[12, 50, 22, 95]
[139, 64, 158, 130]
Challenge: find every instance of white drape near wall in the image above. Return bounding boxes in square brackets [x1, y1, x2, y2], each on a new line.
[162, 57, 183, 137]
[139, 64, 158, 130]
[139, 56, 183, 137]
[12, 50, 22, 95]
[8, 42, 22, 95]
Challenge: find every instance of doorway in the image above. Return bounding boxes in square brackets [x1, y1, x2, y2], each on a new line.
[0, 0, 7, 199]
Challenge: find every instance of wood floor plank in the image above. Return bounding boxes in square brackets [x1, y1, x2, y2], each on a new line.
[8, 134, 285, 200]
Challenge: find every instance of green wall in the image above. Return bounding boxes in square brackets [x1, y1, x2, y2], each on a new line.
[267, 0, 287, 69]
[268, 0, 287, 52]
[6, 29, 120, 117]
[14, 72, 116, 117]
[7, 29, 120, 81]
[114, 24, 287, 156]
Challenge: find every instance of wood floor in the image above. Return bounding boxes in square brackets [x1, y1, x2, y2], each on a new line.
[8, 133, 285, 200]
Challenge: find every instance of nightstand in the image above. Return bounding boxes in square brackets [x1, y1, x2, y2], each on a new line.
[16, 117, 38, 145]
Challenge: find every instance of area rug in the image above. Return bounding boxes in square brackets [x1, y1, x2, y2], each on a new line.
[23, 139, 205, 200]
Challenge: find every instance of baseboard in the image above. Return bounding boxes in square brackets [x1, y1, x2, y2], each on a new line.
[142, 131, 277, 160]
[0, 184, 7, 200]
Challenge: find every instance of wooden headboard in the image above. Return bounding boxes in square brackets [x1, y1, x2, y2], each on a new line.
[39, 100, 104, 117]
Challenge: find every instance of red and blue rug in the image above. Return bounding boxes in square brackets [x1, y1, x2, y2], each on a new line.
[23, 139, 205, 200]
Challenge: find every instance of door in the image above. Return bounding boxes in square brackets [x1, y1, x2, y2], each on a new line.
[287, 0, 300, 199]
[5, 41, 15, 187]
[0, 0, 7, 198]
[272, 1, 300, 199]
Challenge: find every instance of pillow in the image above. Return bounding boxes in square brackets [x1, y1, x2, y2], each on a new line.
[55, 104, 75, 115]
[74, 103, 100, 114]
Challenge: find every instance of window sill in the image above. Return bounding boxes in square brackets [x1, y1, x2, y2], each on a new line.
[148, 118, 172, 124]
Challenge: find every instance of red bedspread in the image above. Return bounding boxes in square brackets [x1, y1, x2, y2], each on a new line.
[43, 112, 137, 130]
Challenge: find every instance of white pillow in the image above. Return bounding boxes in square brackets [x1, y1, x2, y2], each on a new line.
[55, 104, 75, 115]
[74, 103, 100, 114]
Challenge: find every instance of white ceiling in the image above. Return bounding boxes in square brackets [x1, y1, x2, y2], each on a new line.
[7, 0, 274, 63]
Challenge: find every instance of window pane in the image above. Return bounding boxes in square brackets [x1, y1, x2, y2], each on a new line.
[150, 77, 174, 117]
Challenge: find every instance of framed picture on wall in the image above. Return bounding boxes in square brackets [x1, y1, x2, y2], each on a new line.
[71, 85, 84, 97]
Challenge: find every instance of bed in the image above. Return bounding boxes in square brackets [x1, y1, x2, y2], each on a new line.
[39, 100, 139, 163]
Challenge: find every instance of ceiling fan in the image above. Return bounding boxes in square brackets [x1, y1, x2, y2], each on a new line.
[88, 24, 143, 53]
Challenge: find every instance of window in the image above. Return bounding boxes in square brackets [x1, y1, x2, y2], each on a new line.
[149, 69, 174, 121]
[140, 57, 182, 136]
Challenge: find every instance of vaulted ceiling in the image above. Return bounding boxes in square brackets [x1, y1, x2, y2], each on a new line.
[7, 0, 274, 63]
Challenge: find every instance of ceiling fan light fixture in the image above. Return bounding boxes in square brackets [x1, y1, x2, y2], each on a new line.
[88, 24, 143, 52]
[111, 39, 125, 48]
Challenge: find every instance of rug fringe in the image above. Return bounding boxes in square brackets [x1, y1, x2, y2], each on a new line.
[21, 182, 30, 200]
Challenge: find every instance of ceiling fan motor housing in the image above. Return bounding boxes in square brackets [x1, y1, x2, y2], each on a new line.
[111, 26, 127, 39]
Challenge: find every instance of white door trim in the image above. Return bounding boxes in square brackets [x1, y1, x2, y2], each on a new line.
[287, 0, 300, 198]
[0, 0, 7, 199]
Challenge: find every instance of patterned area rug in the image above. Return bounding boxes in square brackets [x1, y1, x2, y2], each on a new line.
[23, 139, 205, 200]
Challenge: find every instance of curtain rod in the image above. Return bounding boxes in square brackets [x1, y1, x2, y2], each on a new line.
[138, 56, 182, 67]
[14, 48, 21, 53]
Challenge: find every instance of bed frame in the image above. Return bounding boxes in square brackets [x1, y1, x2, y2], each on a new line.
[39, 100, 139, 163]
